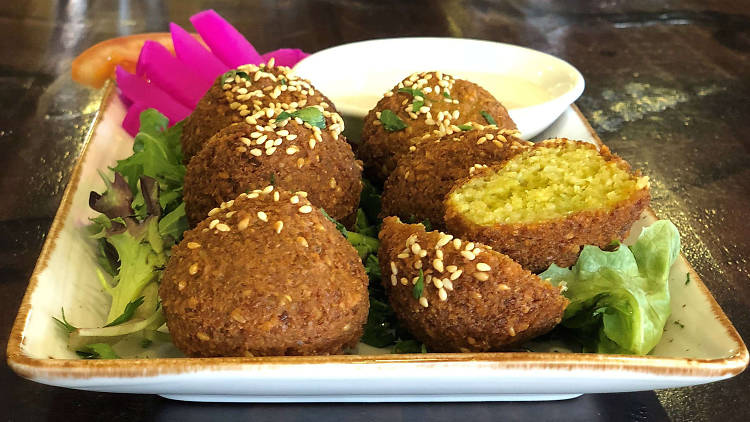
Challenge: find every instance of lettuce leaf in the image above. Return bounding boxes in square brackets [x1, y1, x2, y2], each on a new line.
[540, 220, 680, 355]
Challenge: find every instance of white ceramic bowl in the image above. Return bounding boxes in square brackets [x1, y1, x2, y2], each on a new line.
[293, 37, 585, 139]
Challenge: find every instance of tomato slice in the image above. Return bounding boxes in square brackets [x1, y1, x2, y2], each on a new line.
[71, 33, 177, 89]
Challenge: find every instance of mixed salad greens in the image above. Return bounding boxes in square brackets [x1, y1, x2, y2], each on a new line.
[57, 109, 681, 358]
[55, 110, 187, 358]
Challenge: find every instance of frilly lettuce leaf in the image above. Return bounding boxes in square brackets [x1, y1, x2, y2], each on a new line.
[540, 220, 680, 355]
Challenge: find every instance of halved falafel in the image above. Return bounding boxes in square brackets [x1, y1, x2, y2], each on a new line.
[378, 217, 568, 352]
[381, 128, 531, 228]
[181, 61, 337, 162]
[160, 187, 370, 357]
[183, 108, 361, 226]
[358, 71, 516, 183]
[444, 139, 651, 272]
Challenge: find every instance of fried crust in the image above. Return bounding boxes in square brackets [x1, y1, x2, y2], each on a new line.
[378, 217, 568, 352]
[183, 119, 362, 227]
[358, 71, 516, 183]
[160, 188, 369, 357]
[181, 64, 336, 163]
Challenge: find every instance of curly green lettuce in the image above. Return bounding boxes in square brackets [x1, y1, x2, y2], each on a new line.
[539, 220, 680, 355]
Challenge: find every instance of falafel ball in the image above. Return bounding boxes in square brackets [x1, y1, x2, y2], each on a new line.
[444, 139, 651, 272]
[378, 217, 568, 352]
[160, 187, 370, 357]
[181, 61, 337, 163]
[381, 128, 531, 228]
[358, 71, 516, 183]
[183, 108, 361, 227]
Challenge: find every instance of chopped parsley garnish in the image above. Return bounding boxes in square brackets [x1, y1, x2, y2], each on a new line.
[413, 269, 425, 299]
[379, 109, 408, 132]
[320, 208, 347, 236]
[76, 343, 119, 359]
[223, 70, 249, 81]
[269, 173, 276, 186]
[104, 296, 144, 327]
[442, 91, 452, 99]
[276, 107, 326, 129]
[398, 87, 425, 98]
[480, 110, 497, 126]
[457, 124, 473, 131]
[685, 273, 691, 285]
[279, 77, 287, 86]
[398, 88, 426, 112]
[52, 308, 76, 334]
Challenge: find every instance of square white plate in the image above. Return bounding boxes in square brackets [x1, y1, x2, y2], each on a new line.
[6, 83, 747, 403]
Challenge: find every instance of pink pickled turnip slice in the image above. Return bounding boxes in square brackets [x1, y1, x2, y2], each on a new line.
[170, 22, 229, 82]
[116, 66, 191, 134]
[261, 48, 310, 67]
[135, 41, 212, 108]
[190, 9, 262, 68]
[122, 102, 148, 137]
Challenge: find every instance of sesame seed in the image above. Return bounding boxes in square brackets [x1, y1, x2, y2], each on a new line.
[238, 217, 250, 231]
[406, 234, 418, 247]
[414, 261, 423, 269]
[196, 332, 210, 341]
[499, 284, 510, 291]
[476, 263, 491, 272]
[209, 219, 219, 229]
[443, 279, 454, 290]
[290, 195, 300, 204]
[274, 220, 284, 233]
[473, 272, 490, 281]
[231, 308, 247, 323]
[473, 248, 482, 255]
[286, 146, 299, 155]
[299, 205, 313, 214]
[397, 253, 409, 259]
[419, 297, 429, 308]
[187, 242, 201, 249]
[433, 278, 443, 289]
[465, 242, 475, 251]
[453, 239, 462, 249]
[250, 148, 262, 156]
[297, 191, 308, 197]
[391, 274, 397, 286]
[216, 223, 230, 232]
[436, 234, 453, 247]
[446, 265, 457, 273]
[436, 249, 444, 260]
[438, 288, 448, 301]
[247, 192, 259, 199]
[309, 138, 316, 149]
[390, 261, 398, 275]
[461, 250, 476, 260]
[297, 236, 309, 247]
[178, 280, 187, 290]
[400, 277, 409, 285]
[432, 259, 444, 273]
[266, 147, 277, 155]
[450, 269, 463, 280]
[257, 211, 268, 222]
[508, 327, 516, 337]
[411, 243, 422, 255]
[189, 263, 199, 275]
[262, 185, 274, 194]
[207, 207, 220, 217]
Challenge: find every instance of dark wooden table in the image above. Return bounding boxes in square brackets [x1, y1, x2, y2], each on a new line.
[2, 1, 748, 420]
